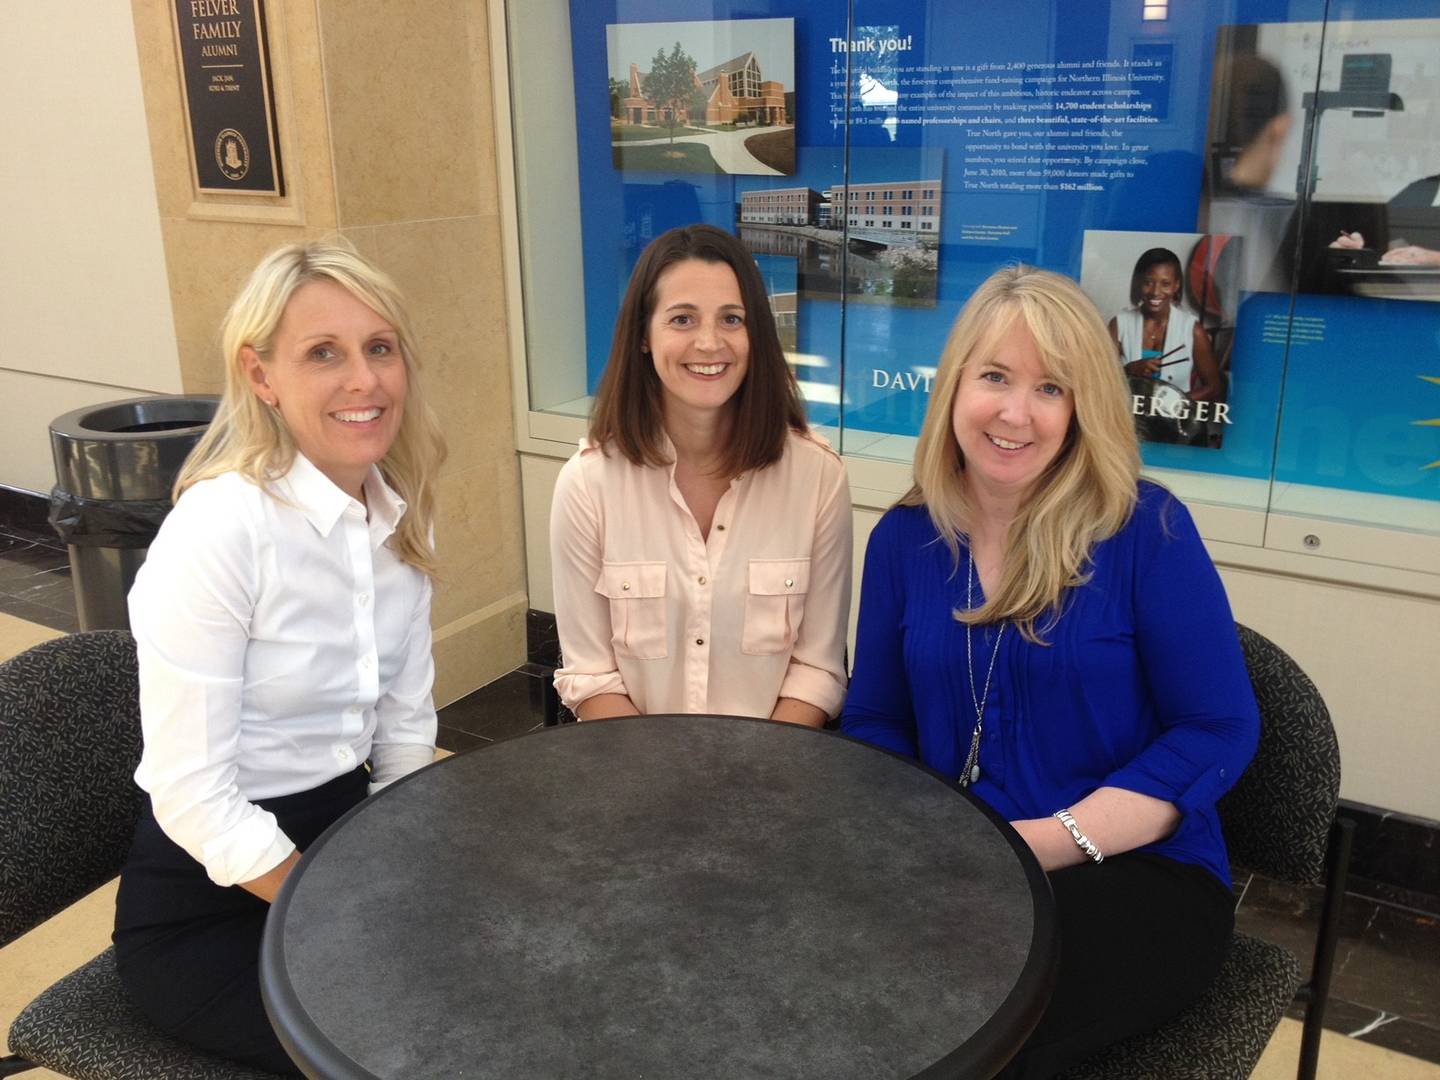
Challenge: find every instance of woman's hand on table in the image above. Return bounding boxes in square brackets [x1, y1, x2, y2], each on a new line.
[770, 697, 828, 729]
[1011, 787, 1182, 872]
[576, 693, 642, 721]
[241, 850, 302, 903]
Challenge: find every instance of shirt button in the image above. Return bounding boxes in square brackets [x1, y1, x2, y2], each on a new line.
[358, 592, 370, 607]
[361, 655, 374, 670]
[698, 576, 707, 585]
[785, 578, 794, 588]
[696, 638, 705, 646]
[335, 745, 355, 764]
[622, 581, 630, 591]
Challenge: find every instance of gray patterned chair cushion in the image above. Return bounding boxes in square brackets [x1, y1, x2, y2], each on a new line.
[1059, 934, 1303, 1080]
[1221, 625, 1341, 885]
[8, 947, 285, 1080]
[0, 631, 146, 946]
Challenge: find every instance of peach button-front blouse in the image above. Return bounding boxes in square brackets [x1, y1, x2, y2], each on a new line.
[550, 430, 852, 719]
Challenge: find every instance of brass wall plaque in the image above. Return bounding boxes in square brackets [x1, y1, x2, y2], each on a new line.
[173, 0, 284, 196]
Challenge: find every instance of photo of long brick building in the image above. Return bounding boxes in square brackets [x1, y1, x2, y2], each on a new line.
[738, 187, 819, 225]
[738, 181, 944, 239]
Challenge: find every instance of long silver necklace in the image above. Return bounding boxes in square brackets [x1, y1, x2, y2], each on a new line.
[961, 549, 1004, 788]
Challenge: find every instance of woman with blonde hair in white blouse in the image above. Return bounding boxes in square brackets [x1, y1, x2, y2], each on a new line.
[550, 224, 851, 727]
[113, 239, 445, 1074]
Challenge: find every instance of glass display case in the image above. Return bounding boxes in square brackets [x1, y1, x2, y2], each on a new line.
[500, 0, 1440, 577]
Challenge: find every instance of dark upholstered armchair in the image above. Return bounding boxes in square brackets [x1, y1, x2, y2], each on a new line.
[0, 632, 285, 1079]
[1060, 624, 1352, 1080]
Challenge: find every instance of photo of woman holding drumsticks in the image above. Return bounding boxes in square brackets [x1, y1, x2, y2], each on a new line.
[1108, 246, 1223, 404]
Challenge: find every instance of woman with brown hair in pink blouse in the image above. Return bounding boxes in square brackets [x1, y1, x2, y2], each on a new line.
[550, 225, 851, 726]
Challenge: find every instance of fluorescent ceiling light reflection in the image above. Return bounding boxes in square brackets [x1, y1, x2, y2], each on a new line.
[785, 351, 831, 369]
[796, 381, 842, 406]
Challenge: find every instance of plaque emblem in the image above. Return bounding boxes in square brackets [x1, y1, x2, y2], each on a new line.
[215, 128, 251, 181]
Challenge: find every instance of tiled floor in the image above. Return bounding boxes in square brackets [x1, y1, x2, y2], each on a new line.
[436, 662, 553, 751]
[1237, 873, 1440, 1063]
[0, 524, 78, 634]
[3, 523, 1438, 1077]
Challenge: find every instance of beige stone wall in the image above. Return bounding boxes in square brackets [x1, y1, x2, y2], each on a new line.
[129, 0, 526, 703]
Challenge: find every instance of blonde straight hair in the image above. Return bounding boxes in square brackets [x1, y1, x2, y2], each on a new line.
[176, 239, 447, 577]
[904, 264, 1141, 642]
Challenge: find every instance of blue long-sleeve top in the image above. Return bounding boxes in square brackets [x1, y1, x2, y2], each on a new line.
[842, 483, 1259, 887]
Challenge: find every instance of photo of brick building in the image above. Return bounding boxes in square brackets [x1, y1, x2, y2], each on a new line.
[620, 51, 787, 127]
[608, 19, 795, 176]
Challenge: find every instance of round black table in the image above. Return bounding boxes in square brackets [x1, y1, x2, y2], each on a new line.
[261, 715, 1057, 1079]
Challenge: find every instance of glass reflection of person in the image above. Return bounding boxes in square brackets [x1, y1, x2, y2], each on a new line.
[1214, 55, 1292, 192]
[843, 266, 1258, 1077]
[1199, 53, 1296, 293]
[113, 241, 446, 1075]
[1108, 248, 1223, 402]
[550, 225, 851, 728]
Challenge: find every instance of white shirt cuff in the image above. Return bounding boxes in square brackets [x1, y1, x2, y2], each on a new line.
[369, 742, 436, 790]
[779, 661, 847, 720]
[199, 811, 296, 887]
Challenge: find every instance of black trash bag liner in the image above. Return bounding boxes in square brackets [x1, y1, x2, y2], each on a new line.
[48, 488, 174, 549]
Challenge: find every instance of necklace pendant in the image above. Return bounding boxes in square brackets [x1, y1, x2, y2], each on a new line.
[970, 765, 981, 784]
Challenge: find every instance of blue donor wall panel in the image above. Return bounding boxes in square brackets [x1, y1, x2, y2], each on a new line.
[567, 0, 1440, 505]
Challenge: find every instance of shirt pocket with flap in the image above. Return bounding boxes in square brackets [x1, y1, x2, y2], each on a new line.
[594, 561, 669, 660]
[741, 557, 811, 656]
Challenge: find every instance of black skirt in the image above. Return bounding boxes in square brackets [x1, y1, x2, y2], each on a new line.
[113, 765, 368, 1075]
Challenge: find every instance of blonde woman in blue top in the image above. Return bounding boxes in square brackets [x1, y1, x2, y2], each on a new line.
[843, 265, 1259, 1077]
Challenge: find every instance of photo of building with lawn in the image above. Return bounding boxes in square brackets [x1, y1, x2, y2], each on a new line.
[606, 18, 795, 176]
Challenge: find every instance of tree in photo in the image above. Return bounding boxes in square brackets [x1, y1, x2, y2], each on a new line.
[608, 77, 628, 120]
[689, 84, 711, 128]
[642, 43, 700, 144]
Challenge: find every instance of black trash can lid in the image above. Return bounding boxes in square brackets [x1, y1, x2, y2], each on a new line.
[50, 395, 221, 502]
[49, 395, 220, 440]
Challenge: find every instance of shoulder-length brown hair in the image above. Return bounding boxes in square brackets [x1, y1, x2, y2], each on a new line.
[904, 264, 1140, 642]
[588, 224, 807, 475]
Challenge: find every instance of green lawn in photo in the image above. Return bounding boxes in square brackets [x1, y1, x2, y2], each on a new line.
[613, 142, 722, 173]
[610, 123, 711, 142]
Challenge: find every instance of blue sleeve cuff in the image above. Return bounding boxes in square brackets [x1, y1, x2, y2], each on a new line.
[1104, 756, 1239, 815]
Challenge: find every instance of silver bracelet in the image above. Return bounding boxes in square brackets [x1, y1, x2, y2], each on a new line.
[1053, 808, 1104, 864]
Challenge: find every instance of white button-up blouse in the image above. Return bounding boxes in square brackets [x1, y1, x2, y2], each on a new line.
[128, 454, 437, 887]
[550, 430, 852, 719]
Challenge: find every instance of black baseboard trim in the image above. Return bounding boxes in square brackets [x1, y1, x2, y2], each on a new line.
[1338, 800, 1440, 908]
[0, 484, 50, 533]
[527, 609, 560, 669]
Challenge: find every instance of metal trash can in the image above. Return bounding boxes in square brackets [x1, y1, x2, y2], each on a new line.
[48, 395, 220, 631]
